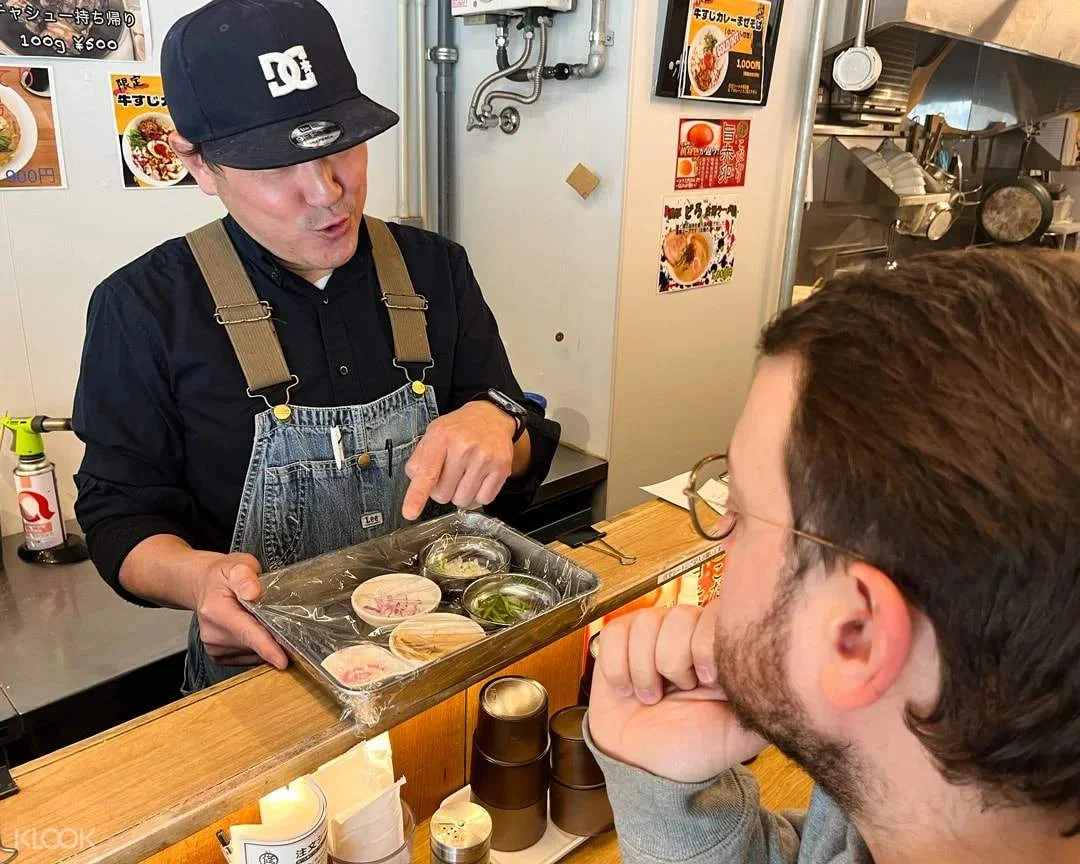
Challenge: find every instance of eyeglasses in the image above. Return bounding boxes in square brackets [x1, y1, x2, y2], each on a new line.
[683, 453, 864, 561]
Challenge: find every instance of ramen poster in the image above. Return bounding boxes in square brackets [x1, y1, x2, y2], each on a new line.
[0, 65, 65, 190]
[679, 0, 771, 104]
[658, 193, 738, 295]
[110, 74, 196, 190]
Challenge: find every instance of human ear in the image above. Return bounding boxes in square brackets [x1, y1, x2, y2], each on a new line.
[820, 561, 912, 710]
[170, 130, 220, 196]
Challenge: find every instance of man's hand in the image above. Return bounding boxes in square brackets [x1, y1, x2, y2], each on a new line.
[401, 401, 520, 520]
[587, 606, 768, 783]
[189, 551, 290, 669]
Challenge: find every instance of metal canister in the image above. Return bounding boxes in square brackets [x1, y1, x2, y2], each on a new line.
[474, 677, 549, 764]
[14, 456, 67, 552]
[430, 801, 492, 864]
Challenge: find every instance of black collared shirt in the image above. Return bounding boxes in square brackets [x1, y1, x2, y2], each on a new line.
[72, 216, 559, 606]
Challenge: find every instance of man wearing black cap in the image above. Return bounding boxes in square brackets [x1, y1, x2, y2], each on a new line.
[71, 0, 560, 693]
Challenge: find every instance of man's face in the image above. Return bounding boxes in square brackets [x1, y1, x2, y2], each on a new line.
[184, 142, 369, 280]
[699, 354, 864, 813]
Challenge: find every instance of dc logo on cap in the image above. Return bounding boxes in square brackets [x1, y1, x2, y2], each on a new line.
[258, 45, 318, 98]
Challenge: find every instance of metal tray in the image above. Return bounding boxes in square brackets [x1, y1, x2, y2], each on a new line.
[243, 511, 601, 729]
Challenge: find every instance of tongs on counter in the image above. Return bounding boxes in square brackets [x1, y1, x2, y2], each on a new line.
[557, 526, 638, 566]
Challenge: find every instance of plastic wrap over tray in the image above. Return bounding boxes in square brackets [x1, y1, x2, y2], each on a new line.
[242, 511, 601, 731]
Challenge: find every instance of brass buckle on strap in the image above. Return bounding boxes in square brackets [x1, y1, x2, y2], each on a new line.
[381, 293, 429, 312]
[246, 374, 300, 421]
[214, 301, 272, 325]
[394, 361, 434, 396]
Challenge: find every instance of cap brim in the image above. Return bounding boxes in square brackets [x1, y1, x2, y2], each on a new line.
[199, 92, 399, 170]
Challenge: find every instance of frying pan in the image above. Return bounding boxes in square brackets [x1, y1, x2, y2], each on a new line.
[0, 0, 132, 61]
[976, 176, 1053, 245]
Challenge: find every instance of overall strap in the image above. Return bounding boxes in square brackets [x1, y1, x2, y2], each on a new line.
[366, 216, 433, 374]
[186, 219, 295, 402]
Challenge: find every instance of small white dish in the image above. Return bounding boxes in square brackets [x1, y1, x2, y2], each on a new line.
[388, 613, 485, 664]
[321, 643, 414, 690]
[351, 573, 442, 628]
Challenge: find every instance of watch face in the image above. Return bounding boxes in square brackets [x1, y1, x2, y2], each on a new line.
[488, 389, 526, 417]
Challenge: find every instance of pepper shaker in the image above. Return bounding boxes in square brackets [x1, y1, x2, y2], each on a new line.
[431, 801, 493, 864]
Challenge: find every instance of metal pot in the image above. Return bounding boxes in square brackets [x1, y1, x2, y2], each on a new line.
[977, 177, 1054, 245]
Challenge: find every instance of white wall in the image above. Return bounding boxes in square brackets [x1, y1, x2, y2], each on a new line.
[448, 2, 635, 456]
[0, 1, 404, 535]
[605, 0, 819, 514]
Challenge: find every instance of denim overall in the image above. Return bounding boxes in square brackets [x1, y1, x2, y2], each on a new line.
[181, 217, 435, 693]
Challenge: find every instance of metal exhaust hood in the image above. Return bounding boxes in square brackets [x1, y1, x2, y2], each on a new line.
[824, 1, 1080, 133]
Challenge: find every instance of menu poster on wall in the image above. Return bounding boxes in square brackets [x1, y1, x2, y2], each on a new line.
[658, 192, 738, 295]
[675, 118, 750, 190]
[0, 1, 150, 61]
[111, 74, 196, 190]
[655, 0, 784, 107]
[0, 65, 66, 190]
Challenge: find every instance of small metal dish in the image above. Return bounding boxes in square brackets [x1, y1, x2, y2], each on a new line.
[462, 574, 562, 629]
[421, 536, 511, 591]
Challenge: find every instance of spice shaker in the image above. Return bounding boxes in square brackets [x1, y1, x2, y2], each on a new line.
[431, 801, 492, 864]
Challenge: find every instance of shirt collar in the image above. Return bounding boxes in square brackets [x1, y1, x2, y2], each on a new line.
[221, 213, 373, 294]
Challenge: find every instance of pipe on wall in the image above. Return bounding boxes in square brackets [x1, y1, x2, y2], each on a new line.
[777, 0, 829, 312]
[397, 0, 412, 223]
[414, 0, 428, 228]
[433, 0, 458, 238]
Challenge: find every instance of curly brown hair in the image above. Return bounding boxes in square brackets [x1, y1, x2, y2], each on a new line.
[760, 248, 1080, 836]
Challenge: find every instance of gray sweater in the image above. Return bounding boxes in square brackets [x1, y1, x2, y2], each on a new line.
[585, 727, 873, 863]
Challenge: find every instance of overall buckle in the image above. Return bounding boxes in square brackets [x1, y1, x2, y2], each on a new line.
[394, 361, 434, 396]
[246, 375, 300, 421]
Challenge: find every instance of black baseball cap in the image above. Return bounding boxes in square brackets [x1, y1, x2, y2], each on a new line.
[162, 0, 399, 170]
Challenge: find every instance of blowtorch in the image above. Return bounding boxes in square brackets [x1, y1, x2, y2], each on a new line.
[0, 414, 89, 565]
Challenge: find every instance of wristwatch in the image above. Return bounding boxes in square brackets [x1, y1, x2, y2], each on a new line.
[476, 389, 529, 443]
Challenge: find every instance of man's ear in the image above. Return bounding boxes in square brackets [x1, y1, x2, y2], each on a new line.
[820, 561, 912, 711]
[170, 130, 220, 196]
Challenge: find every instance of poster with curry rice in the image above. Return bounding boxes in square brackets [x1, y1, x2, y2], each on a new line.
[110, 74, 196, 189]
[680, 0, 771, 104]
[654, 0, 783, 107]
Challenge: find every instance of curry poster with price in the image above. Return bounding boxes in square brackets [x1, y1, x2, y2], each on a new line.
[111, 74, 197, 189]
[0, 1, 150, 61]
[0, 65, 66, 190]
[655, 0, 784, 106]
[658, 192, 739, 295]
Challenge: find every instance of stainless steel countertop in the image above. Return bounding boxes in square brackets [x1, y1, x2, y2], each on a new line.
[0, 528, 191, 716]
[0, 444, 607, 721]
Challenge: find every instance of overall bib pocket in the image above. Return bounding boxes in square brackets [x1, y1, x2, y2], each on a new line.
[261, 436, 422, 570]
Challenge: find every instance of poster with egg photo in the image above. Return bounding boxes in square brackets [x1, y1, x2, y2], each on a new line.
[110, 74, 196, 189]
[658, 192, 738, 295]
[675, 117, 750, 190]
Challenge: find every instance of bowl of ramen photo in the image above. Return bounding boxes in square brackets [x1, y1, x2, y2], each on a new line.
[121, 112, 188, 187]
[687, 25, 731, 97]
[662, 229, 714, 286]
[0, 84, 38, 177]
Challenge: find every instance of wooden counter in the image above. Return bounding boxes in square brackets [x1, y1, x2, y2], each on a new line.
[1, 501, 729, 864]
